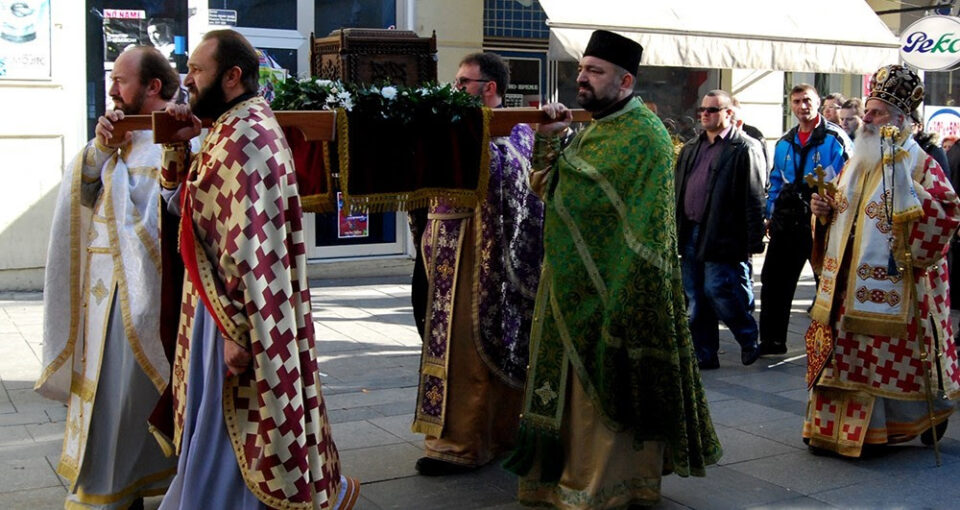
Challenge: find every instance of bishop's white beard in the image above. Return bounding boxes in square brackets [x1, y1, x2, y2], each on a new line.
[850, 123, 882, 171]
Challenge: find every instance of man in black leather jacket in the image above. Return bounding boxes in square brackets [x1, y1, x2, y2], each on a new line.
[675, 89, 767, 369]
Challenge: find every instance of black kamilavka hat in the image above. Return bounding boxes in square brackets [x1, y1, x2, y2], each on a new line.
[583, 30, 643, 75]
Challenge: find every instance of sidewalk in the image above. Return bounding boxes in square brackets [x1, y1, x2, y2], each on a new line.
[2, 261, 960, 509]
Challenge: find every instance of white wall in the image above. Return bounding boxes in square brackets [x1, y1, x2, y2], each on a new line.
[0, 2, 87, 290]
[415, 0, 483, 83]
[728, 68, 786, 173]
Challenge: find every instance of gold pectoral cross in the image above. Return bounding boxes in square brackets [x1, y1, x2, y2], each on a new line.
[804, 164, 838, 225]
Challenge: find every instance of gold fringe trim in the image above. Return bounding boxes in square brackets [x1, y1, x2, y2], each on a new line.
[300, 193, 336, 214]
[410, 419, 444, 438]
[338, 107, 493, 216]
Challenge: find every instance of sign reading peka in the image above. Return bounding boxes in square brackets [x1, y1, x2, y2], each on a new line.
[900, 15, 960, 71]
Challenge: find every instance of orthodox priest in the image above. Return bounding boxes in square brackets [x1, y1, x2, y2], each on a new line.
[805, 64, 960, 457]
[411, 52, 543, 475]
[157, 30, 358, 509]
[503, 30, 721, 508]
[36, 46, 180, 509]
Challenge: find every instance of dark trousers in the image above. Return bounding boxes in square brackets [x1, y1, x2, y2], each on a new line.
[681, 225, 759, 363]
[759, 224, 813, 347]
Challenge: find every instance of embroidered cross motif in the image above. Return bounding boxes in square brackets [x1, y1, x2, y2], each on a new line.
[535, 381, 558, 406]
[91, 279, 108, 305]
[426, 385, 443, 407]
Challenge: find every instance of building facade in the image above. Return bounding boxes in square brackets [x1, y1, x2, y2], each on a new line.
[0, 0, 949, 290]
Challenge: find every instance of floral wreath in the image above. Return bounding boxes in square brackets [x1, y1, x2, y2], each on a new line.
[270, 77, 483, 125]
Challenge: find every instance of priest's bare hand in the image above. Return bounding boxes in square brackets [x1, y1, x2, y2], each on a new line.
[538, 102, 573, 136]
[96, 110, 131, 148]
[163, 103, 203, 142]
[811, 192, 834, 220]
[224, 339, 252, 375]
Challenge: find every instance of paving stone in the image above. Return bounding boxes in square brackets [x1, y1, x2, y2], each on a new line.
[358, 464, 516, 510]
[735, 416, 808, 449]
[718, 365, 806, 393]
[0, 378, 38, 391]
[0, 457, 62, 492]
[744, 495, 841, 509]
[45, 406, 67, 423]
[327, 406, 383, 425]
[370, 400, 416, 418]
[714, 425, 800, 466]
[661, 465, 802, 510]
[367, 413, 420, 444]
[0, 486, 67, 507]
[331, 420, 408, 451]
[707, 399, 799, 428]
[338, 442, 422, 483]
[810, 472, 956, 509]
[325, 387, 415, 410]
[727, 450, 879, 495]
[0, 425, 32, 449]
[0, 408, 49, 426]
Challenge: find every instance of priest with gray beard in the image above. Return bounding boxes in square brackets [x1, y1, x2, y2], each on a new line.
[804, 64, 960, 458]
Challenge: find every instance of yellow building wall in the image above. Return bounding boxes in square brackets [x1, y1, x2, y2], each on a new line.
[414, 0, 483, 84]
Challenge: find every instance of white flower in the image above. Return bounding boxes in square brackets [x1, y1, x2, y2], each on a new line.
[342, 98, 354, 112]
[330, 87, 339, 94]
[418, 88, 430, 96]
[369, 86, 380, 94]
[381, 86, 398, 100]
[314, 79, 332, 87]
[337, 91, 352, 101]
[326, 95, 338, 104]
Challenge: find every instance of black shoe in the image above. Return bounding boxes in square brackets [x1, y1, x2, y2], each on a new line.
[921, 419, 948, 446]
[128, 498, 144, 510]
[698, 357, 720, 370]
[415, 457, 477, 476]
[759, 342, 787, 356]
[741, 346, 760, 366]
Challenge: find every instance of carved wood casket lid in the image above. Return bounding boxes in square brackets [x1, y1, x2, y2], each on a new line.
[311, 28, 438, 87]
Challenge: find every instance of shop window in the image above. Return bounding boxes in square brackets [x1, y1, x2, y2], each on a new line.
[483, 0, 548, 40]
[208, 0, 296, 30]
[556, 62, 719, 144]
[314, 0, 396, 37]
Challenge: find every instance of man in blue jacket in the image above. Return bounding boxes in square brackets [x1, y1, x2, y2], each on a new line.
[675, 90, 767, 369]
[759, 84, 851, 355]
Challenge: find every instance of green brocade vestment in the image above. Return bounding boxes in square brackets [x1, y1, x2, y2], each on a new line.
[505, 98, 722, 480]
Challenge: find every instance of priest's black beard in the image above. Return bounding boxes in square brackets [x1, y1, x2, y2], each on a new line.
[190, 70, 229, 119]
[576, 83, 620, 113]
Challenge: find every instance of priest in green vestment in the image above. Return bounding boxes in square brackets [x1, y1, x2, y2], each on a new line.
[503, 30, 721, 509]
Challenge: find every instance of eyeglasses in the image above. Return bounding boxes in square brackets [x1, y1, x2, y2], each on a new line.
[696, 106, 726, 114]
[453, 77, 490, 87]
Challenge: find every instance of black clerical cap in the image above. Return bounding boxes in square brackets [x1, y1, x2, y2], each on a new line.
[583, 30, 643, 75]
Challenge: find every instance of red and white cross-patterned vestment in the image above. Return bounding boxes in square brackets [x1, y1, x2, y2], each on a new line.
[804, 136, 960, 457]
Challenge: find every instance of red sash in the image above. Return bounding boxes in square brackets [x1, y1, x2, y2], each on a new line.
[178, 186, 232, 342]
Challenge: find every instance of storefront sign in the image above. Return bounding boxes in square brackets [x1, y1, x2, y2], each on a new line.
[209, 9, 237, 27]
[900, 15, 960, 71]
[0, 0, 51, 80]
[504, 57, 542, 108]
[924, 105, 960, 141]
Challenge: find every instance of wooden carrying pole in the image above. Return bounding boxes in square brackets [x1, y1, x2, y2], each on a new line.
[111, 108, 593, 144]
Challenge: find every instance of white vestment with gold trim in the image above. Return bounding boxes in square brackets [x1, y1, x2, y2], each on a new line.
[37, 131, 177, 508]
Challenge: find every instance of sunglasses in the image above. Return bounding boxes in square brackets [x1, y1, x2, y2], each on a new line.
[696, 106, 726, 114]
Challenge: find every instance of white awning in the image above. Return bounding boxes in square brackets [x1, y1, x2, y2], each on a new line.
[542, 0, 901, 74]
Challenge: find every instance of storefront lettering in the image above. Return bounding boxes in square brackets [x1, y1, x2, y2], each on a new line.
[902, 31, 960, 54]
